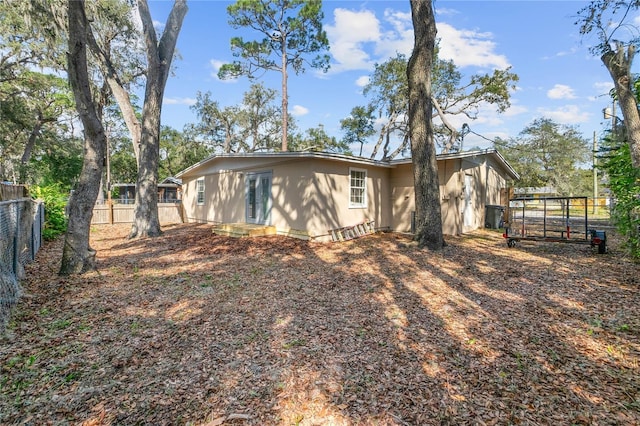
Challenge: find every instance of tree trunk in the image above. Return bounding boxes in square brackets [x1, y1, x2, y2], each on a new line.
[18, 117, 43, 183]
[129, 0, 187, 239]
[86, 29, 142, 164]
[370, 114, 397, 159]
[602, 43, 640, 168]
[60, 0, 106, 275]
[281, 37, 288, 152]
[408, 0, 444, 250]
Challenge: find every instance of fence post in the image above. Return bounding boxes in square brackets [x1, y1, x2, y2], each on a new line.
[12, 201, 20, 276]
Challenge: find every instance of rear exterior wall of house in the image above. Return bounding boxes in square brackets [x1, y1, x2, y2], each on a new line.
[180, 157, 393, 240]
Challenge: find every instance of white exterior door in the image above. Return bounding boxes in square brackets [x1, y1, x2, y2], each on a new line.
[463, 174, 473, 228]
[246, 172, 272, 225]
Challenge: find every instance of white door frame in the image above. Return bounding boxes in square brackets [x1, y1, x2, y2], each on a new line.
[245, 171, 272, 225]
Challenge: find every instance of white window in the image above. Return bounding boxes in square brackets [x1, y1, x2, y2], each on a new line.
[349, 168, 367, 208]
[196, 178, 205, 205]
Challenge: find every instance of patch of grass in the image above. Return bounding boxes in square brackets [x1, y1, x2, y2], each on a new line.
[200, 274, 214, 288]
[1, 354, 39, 398]
[64, 371, 81, 382]
[246, 330, 269, 342]
[49, 319, 72, 331]
[226, 273, 242, 289]
[589, 317, 603, 328]
[282, 338, 305, 349]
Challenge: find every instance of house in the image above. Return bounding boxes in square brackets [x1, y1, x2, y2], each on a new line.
[111, 178, 182, 204]
[175, 149, 519, 241]
[513, 186, 558, 199]
[91, 178, 183, 225]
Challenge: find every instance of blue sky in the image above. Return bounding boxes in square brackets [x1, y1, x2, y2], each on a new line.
[147, 0, 628, 157]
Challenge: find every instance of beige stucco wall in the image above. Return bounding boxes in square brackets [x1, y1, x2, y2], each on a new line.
[390, 159, 463, 235]
[390, 163, 415, 233]
[271, 158, 392, 238]
[180, 153, 512, 239]
[181, 157, 392, 240]
[390, 156, 511, 235]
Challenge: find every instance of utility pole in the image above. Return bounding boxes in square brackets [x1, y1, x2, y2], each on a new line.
[593, 131, 598, 215]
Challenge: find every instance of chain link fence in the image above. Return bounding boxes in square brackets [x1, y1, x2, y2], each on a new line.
[1, 198, 44, 331]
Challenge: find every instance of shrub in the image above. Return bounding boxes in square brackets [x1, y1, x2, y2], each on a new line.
[599, 141, 640, 259]
[31, 185, 68, 240]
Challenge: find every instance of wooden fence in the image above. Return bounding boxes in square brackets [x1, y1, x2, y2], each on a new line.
[0, 183, 27, 201]
[92, 202, 183, 225]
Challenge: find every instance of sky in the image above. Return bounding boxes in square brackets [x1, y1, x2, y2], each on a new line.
[146, 0, 630, 158]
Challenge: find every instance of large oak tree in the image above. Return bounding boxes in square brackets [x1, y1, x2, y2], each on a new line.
[129, 0, 187, 238]
[408, 0, 444, 250]
[60, 0, 107, 274]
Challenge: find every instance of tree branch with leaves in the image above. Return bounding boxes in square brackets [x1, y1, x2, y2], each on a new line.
[218, 0, 330, 152]
[577, 0, 640, 168]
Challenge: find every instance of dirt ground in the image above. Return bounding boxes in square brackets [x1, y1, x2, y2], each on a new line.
[1, 224, 639, 425]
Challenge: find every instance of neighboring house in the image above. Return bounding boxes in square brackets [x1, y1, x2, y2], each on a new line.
[92, 178, 183, 225]
[112, 178, 182, 204]
[513, 186, 558, 199]
[176, 149, 519, 241]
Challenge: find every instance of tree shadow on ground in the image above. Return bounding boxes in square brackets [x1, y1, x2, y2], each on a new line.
[0, 225, 638, 425]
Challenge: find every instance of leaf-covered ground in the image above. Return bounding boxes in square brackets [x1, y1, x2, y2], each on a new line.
[1, 224, 639, 425]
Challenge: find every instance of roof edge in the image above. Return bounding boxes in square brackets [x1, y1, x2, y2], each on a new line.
[176, 149, 520, 180]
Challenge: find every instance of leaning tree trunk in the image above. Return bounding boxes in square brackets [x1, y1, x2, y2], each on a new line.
[60, 0, 106, 275]
[408, 0, 444, 250]
[129, 0, 187, 238]
[86, 30, 142, 164]
[602, 43, 640, 169]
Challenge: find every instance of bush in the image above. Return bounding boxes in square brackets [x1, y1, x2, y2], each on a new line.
[31, 184, 68, 240]
[599, 142, 640, 259]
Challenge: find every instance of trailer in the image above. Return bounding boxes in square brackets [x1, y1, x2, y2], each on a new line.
[503, 196, 607, 253]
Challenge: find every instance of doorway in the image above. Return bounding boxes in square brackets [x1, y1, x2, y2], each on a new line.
[246, 172, 272, 225]
[463, 174, 474, 228]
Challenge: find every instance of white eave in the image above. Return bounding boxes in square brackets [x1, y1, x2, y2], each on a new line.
[176, 149, 520, 181]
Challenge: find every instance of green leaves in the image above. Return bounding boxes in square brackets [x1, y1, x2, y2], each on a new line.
[189, 83, 283, 153]
[599, 137, 640, 258]
[221, 0, 330, 151]
[221, 0, 330, 79]
[31, 184, 68, 241]
[496, 118, 590, 195]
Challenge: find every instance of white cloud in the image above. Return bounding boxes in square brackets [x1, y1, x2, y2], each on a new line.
[437, 22, 510, 69]
[435, 7, 460, 18]
[164, 97, 196, 106]
[594, 81, 614, 94]
[503, 103, 529, 117]
[325, 8, 381, 72]
[325, 6, 509, 74]
[547, 84, 576, 100]
[209, 59, 237, 83]
[538, 105, 590, 124]
[290, 105, 309, 116]
[355, 75, 370, 87]
[153, 19, 164, 33]
[375, 9, 414, 59]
